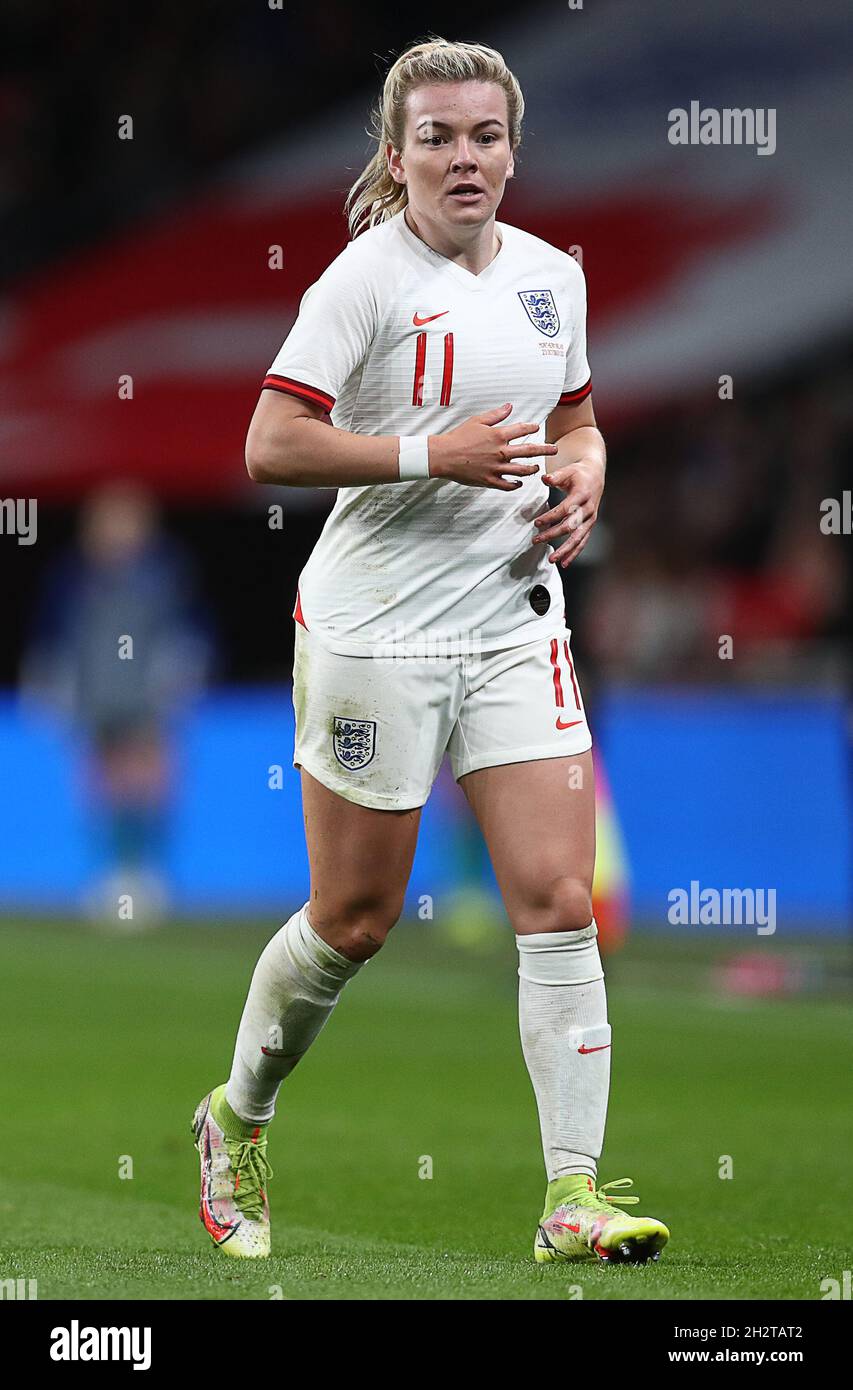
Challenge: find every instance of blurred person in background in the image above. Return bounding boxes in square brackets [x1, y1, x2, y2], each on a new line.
[21, 480, 215, 924]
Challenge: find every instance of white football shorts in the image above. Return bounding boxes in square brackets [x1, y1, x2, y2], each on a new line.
[291, 619, 592, 811]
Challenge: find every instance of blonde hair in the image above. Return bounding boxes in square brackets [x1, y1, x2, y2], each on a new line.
[344, 34, 524, 240]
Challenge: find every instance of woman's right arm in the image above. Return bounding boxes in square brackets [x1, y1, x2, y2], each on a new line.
[245, 391, 557, 491]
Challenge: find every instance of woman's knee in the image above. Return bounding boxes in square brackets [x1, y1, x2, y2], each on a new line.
[513, 873, 593, 936]
[308, 887, 405, 961]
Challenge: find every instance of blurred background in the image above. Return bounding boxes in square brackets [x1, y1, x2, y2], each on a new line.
[2, 0, 852, 1305]
[1, 0, 850, 981]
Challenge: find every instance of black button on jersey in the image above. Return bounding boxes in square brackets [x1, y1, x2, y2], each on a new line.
[528, 585, 550, 615]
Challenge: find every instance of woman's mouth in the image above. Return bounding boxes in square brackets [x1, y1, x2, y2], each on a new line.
[449, 188, 485, 201]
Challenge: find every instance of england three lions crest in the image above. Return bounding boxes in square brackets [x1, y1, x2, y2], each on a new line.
[332, 716, 376, 770]
[518, 289, 560, 338]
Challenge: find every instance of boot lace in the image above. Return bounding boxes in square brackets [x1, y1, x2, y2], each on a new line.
[576, 1177, 641, 1216]
[224, 1136, 273, 1223]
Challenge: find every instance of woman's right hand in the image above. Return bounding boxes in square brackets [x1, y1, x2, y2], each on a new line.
[428, 403, 559, 490]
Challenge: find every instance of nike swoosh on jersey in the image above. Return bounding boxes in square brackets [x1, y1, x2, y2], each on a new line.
[412, 310, 450, 325]
[577, 1043, 611, 1054]
[556, 717, 584, 730]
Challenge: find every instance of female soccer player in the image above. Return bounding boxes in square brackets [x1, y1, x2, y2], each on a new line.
[193, 35, 669, 1266]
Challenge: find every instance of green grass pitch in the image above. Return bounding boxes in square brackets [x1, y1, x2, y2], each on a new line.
[1, 917, 850, 1301]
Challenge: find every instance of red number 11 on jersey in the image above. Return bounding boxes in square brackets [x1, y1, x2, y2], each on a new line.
[412, 332, 454, 407]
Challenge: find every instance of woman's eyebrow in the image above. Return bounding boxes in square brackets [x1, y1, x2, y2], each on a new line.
[416, 117, 506, 131]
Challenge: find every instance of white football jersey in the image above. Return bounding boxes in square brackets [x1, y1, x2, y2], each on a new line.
[263, 207, 592, 656]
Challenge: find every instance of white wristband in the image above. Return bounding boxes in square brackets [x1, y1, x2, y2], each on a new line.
[397, 435, 431, 481]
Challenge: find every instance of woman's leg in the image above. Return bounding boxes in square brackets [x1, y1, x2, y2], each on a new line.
[300, 767, 422, 961]
[459, 751, 609, 1183]
[459, 750, 594, 932]
[224, 769, 421, 1125]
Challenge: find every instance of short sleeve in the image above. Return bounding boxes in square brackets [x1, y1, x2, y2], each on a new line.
[262, 247, 378, 412]
[557, 261, 592, 405]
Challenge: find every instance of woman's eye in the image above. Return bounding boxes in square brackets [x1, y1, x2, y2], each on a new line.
[422, 134, 498, 147]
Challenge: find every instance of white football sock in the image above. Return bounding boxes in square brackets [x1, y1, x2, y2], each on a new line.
[225, 903, 364, 1125]
[516, 920, 611, 1182]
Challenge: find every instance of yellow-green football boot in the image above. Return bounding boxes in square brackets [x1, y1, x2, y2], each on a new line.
[191, 1084, 272, 1258]
[534, 1174, 669, 1264]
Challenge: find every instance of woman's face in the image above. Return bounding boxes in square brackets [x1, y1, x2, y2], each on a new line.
[389, 80, 514, 229]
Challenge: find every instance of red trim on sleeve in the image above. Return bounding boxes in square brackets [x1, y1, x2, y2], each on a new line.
[557, 376, 592, 405]
[262, 375, 335, 413]
[293, 588, 308, 630]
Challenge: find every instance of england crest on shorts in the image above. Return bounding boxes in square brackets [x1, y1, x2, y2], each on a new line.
[518, 289, 560, 338]
[332, 716, 376, 770]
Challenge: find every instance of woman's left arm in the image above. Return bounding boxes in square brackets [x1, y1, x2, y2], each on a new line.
[533, 395, 606, 568]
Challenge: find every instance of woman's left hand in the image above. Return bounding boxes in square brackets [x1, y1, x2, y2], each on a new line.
[532, 458, 605, 568]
